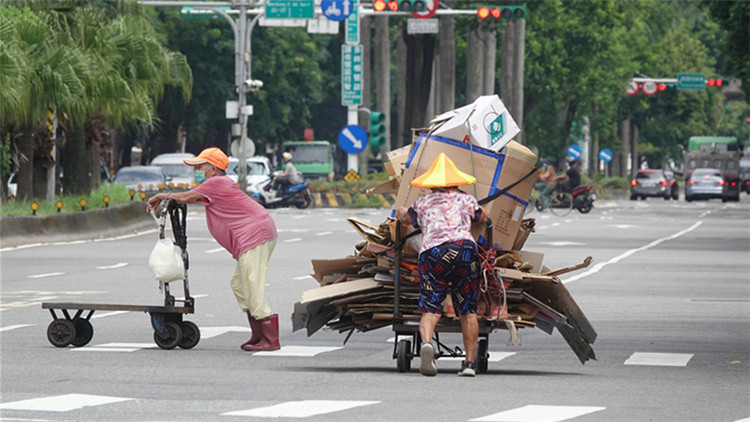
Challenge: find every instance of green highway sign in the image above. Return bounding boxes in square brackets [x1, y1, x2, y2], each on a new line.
[677, 73, 705, 90]
[266, 0, 314, 19]
[180, 6, 231, 19]
[341, 44, 362, 106]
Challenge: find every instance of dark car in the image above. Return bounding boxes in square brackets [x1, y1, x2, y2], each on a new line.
[630, 170, 671, 200]
[663, 171, 680, 200]
[114, 166, 167, 192]
[685, 168, 726, 202]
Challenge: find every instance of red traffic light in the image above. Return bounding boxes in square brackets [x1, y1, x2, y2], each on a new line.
[658, 83, 666, 91]
[373, 0, 386, 11]
[478, 6, 489, 19]
[707, 78, 715, 87]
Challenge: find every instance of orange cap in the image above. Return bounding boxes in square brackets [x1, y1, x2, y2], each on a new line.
[410, 153, 477, 188]
[184, 147, 229, 171]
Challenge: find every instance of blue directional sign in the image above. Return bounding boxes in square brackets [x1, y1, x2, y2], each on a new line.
[567, 144, 582, 159]
[338, 125, 367, 154]
[599, 148, 613, 163]
[322, 0, 353, 21]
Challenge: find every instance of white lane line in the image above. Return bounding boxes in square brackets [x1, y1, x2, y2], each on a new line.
[470, 405, 606, 422]
[563, 221, 702, 284]
[609, 224, 636, 229]
[293, 275, 313, 280]
[0, 324, 34, 332]
[0, 394, 132, 412]
[316, 231, 333, 236]
[223, 400, 380, 418]
[91, 311, 129, 319]
[624, 352, 693, 367]
[71, 343, 157, 353]
[205, 247, 225, 254]
[283, 237, 303, 243]
[28, 272, 64, 279]
[538, 241, 585, 246]
[251, 345, 343, 357]
[95, 262, 128, 270]
[292, 215, 308, 220]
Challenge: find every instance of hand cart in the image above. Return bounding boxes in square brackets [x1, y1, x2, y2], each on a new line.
[390, 220, 493, 374]
[41, 200, 200, 350]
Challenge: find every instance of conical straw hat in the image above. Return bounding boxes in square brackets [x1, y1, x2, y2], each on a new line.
[411, 153, 477, 188]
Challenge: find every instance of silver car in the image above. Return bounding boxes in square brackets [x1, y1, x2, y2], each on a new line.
[685, 168, 726, 202]
[114, 166, 167, 192]
[630, 170, 670, 200]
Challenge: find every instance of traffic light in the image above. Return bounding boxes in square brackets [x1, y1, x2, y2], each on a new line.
[373, 0, 426, 12]
[706, 77, 730, 87]
[369, 111, 386, 152]
[477, 6, 526, 19]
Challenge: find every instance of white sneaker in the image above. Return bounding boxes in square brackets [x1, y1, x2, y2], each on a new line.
[419, 343, 437, 376]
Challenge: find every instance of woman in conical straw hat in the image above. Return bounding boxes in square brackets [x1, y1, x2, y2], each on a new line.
[396, 153, 487, 377]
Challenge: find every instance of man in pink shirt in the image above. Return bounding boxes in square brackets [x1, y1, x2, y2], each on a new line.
[146, 147, 280, 351]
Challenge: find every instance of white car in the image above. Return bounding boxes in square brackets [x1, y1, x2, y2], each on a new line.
[151, 153, 196, 188]
[226, 156, 272, 193]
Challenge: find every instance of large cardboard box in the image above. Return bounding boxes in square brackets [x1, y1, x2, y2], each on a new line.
[430, 95, 520, 152]
[392, 132, 536, 251]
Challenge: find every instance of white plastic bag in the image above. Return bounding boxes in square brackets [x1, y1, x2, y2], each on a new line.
[148, 239, 185, 283]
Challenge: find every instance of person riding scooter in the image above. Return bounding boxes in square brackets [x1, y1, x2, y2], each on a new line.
[264, 152, 302, 199]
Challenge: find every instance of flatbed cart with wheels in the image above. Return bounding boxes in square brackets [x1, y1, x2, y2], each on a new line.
[41, 200, 201, 350]
[390, 220, 493, 374]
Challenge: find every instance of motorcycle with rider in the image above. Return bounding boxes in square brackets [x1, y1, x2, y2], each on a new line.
[253, 152, 313, 209]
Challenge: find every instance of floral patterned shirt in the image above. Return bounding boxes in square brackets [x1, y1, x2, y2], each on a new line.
[408, 188, 482, 253]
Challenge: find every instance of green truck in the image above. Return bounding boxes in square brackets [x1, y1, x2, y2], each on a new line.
[282, 141, 335, 181]
[684, 136, 742, 201]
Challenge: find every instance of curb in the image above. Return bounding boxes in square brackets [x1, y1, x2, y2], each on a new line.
[0, 201, 155, 248]
[312, 192, 398, 208]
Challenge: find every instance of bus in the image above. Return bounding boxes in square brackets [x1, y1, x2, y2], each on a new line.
[282, 141, 335, 180]
[684, 136, 742, 201]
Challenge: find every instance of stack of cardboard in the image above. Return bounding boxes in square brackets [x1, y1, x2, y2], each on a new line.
[291, 96, 597, 364]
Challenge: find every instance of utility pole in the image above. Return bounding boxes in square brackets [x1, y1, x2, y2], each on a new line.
[139, 1, 261, 191]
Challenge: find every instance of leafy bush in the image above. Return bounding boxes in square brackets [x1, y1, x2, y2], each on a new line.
[1, 183, 142, 216]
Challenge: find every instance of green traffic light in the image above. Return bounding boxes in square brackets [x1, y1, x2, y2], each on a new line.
[370, 111, 386, 151]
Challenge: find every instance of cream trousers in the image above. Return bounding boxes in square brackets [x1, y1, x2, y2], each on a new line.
[230, 238, 276, 319]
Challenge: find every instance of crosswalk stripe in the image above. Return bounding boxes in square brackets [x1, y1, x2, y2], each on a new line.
[250, 345, 342, 357]
[222, 400, 379, 418]
[624, 352, 693, 367]
[0, 324, 33, 332]
[469, 405, 606, 422]
[0, 394, 132, 412]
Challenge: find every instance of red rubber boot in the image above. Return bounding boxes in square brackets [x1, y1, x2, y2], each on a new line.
[240, 312, 262, 351]
[242, 314, 280, 351]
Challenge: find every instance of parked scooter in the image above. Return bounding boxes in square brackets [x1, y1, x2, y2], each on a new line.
[252, 177, 313, 209]
[570, 184, 596, 213]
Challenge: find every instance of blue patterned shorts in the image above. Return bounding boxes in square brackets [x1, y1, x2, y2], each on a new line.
[418, 240, 480, 315]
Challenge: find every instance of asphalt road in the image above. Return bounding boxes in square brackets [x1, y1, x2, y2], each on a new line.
[1, 198, 748, 422]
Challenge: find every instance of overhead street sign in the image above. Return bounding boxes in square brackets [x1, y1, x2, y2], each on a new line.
[345, 0, 359, 44]
[266, 0, 314, 19]
[322, 0, 353, 22]
[180, 6, 231, 19]
[407, 18, 438, 34]
[677, 73, 705, 90]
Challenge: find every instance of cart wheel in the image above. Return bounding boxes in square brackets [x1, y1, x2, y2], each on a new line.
[477, 338, 489, 374]
[71, 319, 94, 347]
[396, 339, 412, 373]
[178, 321, 200, 349]
[153, 321, 182, 350]
[47, 319, 76, 347]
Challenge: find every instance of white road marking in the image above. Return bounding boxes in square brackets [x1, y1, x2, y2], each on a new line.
[316, 231, 333, 236]
[223, 400, 379, 418]
[28, 272, 64, 279]
[562, 221, 702, 284]
[609, 224, 635, 229]
[0, 324, 33, 332]
[90, 311, 129, 319]
[251, 345, 343, 357]
[95, 262, 128, 270]
[199, 326, 249, 339]
[205, 247, 225, 254]
[293, 275, 313, 280]
[624, 352, 693, 367]
[283, 237, 303, 243]
[538, 241, 585, 246]
[0, 394, 132, 412]
[470, 405, 606, 422]
[292, 215, 307, 220]
[440, 352, 516, 363]
[71, 343, 157, 353]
